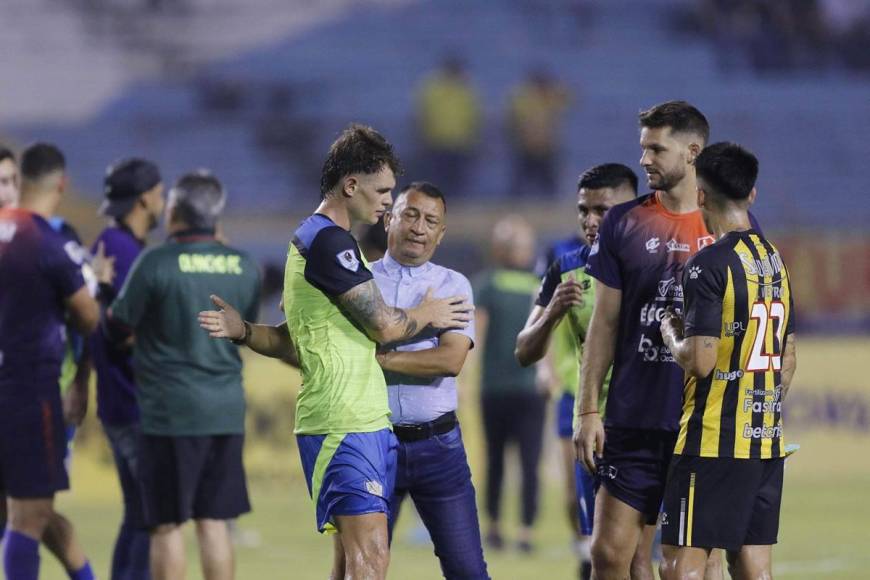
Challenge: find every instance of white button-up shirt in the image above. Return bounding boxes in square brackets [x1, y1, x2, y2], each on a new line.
[371, 251, 476, 425]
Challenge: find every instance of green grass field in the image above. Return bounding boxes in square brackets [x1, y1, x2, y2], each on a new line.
[37, 338, 870, 579]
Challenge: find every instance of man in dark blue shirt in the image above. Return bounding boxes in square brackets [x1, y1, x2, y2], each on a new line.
[91, 157, 165, 580]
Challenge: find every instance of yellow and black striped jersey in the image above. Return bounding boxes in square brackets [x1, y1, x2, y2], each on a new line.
[674, 230, 794, 459]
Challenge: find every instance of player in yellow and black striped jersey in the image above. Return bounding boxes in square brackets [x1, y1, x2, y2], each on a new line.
[657, 143, 797, 580]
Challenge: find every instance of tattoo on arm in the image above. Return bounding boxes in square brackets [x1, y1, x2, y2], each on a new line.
[338, 280, 417, 341]
[703, 338, 716, 349]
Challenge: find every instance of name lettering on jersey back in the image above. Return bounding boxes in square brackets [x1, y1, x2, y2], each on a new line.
[178, 253, 243, 275]
[0, 221, 16, 242]
[738, 251, 784, 278]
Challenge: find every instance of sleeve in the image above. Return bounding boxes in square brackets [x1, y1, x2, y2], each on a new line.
[682, 253, 725, 338]
[109, 251, 155, 329]
[533, 244, 556, 278]
[443, 272, 476, 347]
[534, 259, 561, 307]
[585, 210, 623, 289]
[304, 226, 373, 297]
[41, 234, 86, 300]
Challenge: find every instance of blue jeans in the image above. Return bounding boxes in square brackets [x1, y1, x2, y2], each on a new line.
[104, 423, 150, 580]
[388, 424, 489, 580]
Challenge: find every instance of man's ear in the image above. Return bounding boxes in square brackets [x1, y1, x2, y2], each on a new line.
[435, 224, 446, 246]
[688, 142, 702, 165]
[696, 186, 706, 209]
[383, 209, 393, 230]
[747, 187, 757, 206]
[342, 176, 358, 197]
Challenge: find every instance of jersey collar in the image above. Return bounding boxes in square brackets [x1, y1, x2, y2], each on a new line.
[169, 227, 217, 243]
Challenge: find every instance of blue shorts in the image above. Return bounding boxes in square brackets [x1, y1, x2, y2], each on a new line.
[0, 389, 69, 498]
[575, 461, 597, 536]
[598, 427, 677, 525]
[556, 392, 575, 439]
[297, 428, 398, 534]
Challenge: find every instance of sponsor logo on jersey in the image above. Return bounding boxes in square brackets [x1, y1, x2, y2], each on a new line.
[697, 235, 715, 250]
[742, 423, 783, 440]
[365, 480, 384, 497]
[723, 321, 746, 337]
[688, 265, 702, 279]
[645, 237, 660, 253]
[666, 238, 691, 253]
[715, 369, 744, 381]
[656, 277, 684, 301]
[637, 333, 676, 362]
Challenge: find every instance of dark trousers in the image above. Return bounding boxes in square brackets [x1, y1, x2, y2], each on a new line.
[481, 392, 547, 526]
[389, 425, 489, 580]
[104, 422, 150, 580]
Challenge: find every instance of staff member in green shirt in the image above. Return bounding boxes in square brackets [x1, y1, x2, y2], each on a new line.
[109, 171, 260, 580]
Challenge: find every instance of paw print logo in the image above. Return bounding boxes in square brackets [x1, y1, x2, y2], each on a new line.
[689, 265, 702, 280]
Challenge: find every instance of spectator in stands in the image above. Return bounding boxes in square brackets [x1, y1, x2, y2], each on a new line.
[506, 69, 570, 198]
[474, 215, 545, 554]
[415, 56, 482, 197]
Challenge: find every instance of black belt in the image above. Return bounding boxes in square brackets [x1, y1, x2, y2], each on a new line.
[393, 411, 457, 443]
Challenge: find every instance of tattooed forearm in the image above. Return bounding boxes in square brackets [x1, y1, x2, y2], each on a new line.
[338, 280, 417, 344]
[390, 307, 419, 341]
[703, 337, 716, 349]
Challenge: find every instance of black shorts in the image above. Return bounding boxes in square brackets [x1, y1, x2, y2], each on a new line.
[597, 428, 677, 525]
[0, 391, 69, 498]
[139, 433, 250, 527]
[661, 454, 784, 551]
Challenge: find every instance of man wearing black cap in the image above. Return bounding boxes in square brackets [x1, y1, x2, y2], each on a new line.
[90, 157, 164, 580]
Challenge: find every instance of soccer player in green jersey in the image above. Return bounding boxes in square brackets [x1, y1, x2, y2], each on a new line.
[515, 163, 637, 579]
[200, 124, 471, 580]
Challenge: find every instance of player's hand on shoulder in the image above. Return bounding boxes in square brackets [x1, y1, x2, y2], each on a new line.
[198, 294, 245, 340]
[574, 411, 604, 475]
[418, 287, 473, 330]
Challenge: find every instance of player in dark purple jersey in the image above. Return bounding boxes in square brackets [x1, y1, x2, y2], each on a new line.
[0, 144, 111, 580]
[574, 102, 727, 580]
[89, 157, 164, 580]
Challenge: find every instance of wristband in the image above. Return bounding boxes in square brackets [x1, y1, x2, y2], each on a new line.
[231, 321, 251, 346]
[578, 410, 599, 417]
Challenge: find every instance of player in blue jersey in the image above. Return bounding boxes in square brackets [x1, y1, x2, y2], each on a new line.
[0, 143, 111, 580]
[516, 163, 637, 579]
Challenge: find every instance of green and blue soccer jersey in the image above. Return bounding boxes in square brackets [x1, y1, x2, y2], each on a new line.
[283, 214, 391, 435]
[535, 245, 610, 413]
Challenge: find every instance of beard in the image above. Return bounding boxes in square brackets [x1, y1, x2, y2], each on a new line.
[649, 166, 686, 192]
